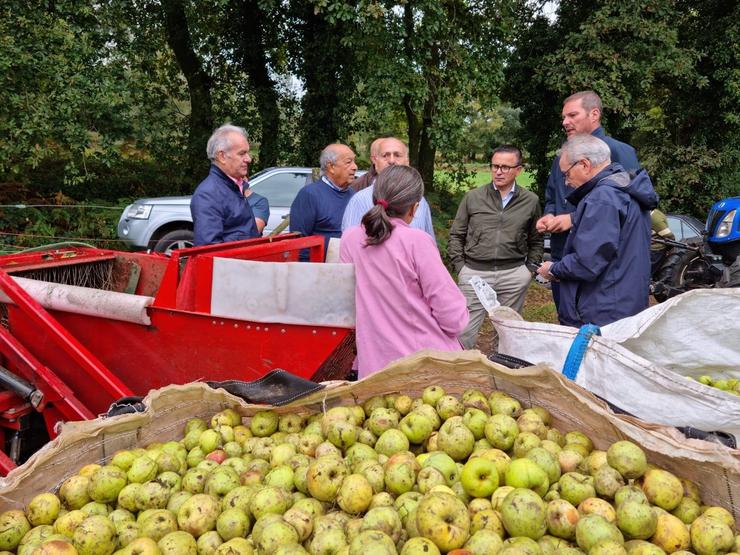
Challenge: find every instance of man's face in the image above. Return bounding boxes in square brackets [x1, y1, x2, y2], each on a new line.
[562, 99, 600, 137]
[375, 139, 410, 172]
[559, 153, 589, 188]
[326, 146, 358, 188]
[490, 151, 522, 189]
[368, 138, 383, 171]
[217, 133, 251, 179]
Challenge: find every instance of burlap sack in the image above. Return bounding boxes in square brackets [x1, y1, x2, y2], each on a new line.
[1, 350, 738, 522]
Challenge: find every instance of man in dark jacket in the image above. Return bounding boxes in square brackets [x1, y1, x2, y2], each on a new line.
[449, 145, 544, 349]
[537, 91, 640, 310]
[537, 135, 658, 327]
[190, 124, 259, 246]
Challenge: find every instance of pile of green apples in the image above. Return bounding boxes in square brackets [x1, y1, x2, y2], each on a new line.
[688, 375, 740, 395]
[0, 385, 738, 555]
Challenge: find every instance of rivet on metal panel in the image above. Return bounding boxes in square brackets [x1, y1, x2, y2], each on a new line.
[256, 326, 261, 331]
[220, 321, 224, 325]
[234, 324, 238, 328]
[212, 320, 217, 324]
[332, 331, 336, 336]
[281, 329, 286, 333]
[312, 330, 317, 335]
[246, 325, 251, 330]
[264, 327, 269, 332]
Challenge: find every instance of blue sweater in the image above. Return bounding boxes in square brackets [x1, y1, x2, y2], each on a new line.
[191, 165, 258, 246]
[545, 127, 640, 259]
[289, 178, 354, 260]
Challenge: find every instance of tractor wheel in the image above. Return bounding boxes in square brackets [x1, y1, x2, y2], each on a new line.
[654, 248, 717, 301]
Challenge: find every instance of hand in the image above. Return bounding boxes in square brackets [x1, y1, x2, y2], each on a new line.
[535, 214, 554, 233]
[546, 214, 573, 233]
[536, 261, 556, 281]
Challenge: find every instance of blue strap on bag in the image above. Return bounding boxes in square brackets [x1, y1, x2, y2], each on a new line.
[562, 324, 601, 380]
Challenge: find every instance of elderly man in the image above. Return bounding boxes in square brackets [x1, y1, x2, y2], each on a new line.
[537, 135, 658, 327]
[341, 137, 434, 238]
[290, 143, 357, 260]
[191, 124, 260, 246]
[537, 91, 641, 309]
[449, 145, 543, 349]
[350, 137, 383, 192]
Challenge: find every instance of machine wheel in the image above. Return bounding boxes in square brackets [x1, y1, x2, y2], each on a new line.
[152, 229, 194, 255]
[654, 248, 717, 301]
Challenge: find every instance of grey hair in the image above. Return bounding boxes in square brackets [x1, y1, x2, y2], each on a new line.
[560, 135, 612, 166]
[362, 165, 424, 246]
[319, 144, 341, 173]
[564, 90, 603, 114]
[206, 124, 248, 161]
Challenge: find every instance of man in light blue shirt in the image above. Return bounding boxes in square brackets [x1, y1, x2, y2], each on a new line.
[341, 137, 435, 241]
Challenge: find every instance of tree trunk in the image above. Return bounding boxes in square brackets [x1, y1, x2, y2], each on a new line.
[297, 8, 342, 166]
[160, 0, 213, 180]
[403, 2, 436, 190]
[404, 93, 422, 169]
[418, 97, 436, 190]
[232, 0, 280, 168]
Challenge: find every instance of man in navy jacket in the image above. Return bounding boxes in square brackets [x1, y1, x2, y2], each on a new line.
[191, 124, 259, 246]
[537, 135, 658, 327]
[537, 91, 640, 311]
[290, 143, 357, 260]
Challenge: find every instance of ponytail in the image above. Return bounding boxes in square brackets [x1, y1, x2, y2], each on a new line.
[362, 165, 424, 246]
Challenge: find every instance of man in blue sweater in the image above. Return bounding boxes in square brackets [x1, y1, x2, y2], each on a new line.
[191, 124, 259, 246]
[536, 91, 640, 311]
[290, 143, 357, 260]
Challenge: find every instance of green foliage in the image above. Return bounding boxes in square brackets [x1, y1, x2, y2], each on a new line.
[325, 0, 515, 188]
[504, 0, 740, 215]
[0, 201, 125, 253]
[0, 0, 736, 219]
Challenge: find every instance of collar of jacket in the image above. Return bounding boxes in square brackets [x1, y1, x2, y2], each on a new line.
[210, 164, 244, 196]
[487, 181, 518, 202]
[566, 163, 626, 206]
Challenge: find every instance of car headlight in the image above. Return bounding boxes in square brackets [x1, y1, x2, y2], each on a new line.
[126, 205, 152, 220]
[716, 209, 736, 238]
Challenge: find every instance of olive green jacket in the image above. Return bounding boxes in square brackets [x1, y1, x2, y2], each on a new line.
[448, 183, 544, 273]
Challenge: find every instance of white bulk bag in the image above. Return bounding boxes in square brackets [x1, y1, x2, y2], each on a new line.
[488, 288, 740, 441]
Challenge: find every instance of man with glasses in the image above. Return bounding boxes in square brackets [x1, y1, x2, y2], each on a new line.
[537, 135, 657, 327]
[537, 91, 640, 312]
[449, 145, 544, 349]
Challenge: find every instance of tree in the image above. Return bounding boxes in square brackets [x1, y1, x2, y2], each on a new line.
[504, 0, 739, 214]
[0, 1, 144, 181]
[318, 0, 515, 188]
[160, 0, 214, 178]
[287, 2, 360, 166]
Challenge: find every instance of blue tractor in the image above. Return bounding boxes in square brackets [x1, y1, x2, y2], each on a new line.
[651, 196, 740, 300]
[706, 196, 740, 287]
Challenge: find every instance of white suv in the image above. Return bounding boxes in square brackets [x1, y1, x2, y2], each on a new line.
[118, 167, 317, 253]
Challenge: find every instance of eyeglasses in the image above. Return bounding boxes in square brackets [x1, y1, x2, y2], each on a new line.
[562, 160, 583, 178]
[490, 164, 521, 173]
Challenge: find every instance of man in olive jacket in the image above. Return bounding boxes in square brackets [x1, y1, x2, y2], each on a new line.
[449, 145, 544, 349]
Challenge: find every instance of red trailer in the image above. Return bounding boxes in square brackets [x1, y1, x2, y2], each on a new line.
[0, 234, 355, 474]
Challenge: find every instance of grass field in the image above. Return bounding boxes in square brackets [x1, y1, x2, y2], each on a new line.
[444, 164, 536, 191]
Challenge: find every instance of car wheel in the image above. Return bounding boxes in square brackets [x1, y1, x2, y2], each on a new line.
[152, 229, 194, 255]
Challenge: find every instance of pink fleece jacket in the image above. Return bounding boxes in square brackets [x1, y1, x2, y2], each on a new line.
[340, 218, 469, 379]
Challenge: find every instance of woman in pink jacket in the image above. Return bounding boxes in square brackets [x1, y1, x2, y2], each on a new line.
[340, 165, 469, 379]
